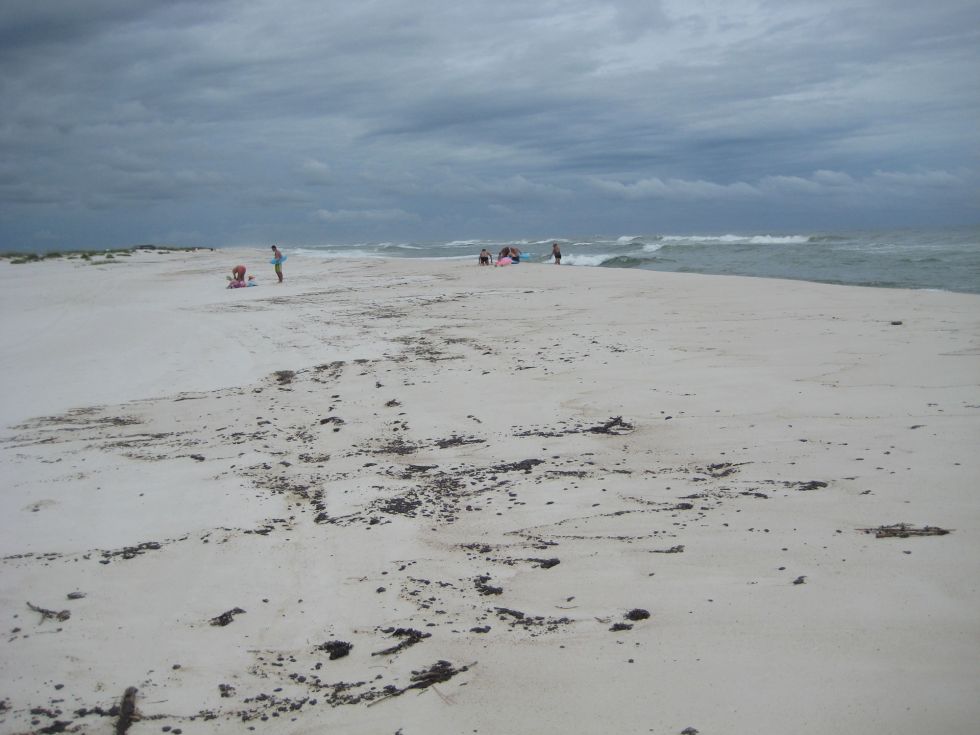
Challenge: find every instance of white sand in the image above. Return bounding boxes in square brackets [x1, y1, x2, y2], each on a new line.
[1, 249, 978, 734]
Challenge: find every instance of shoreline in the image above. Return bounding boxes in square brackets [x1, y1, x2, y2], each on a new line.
[6, 232, 979, 296]
[1, 250, 978, 733]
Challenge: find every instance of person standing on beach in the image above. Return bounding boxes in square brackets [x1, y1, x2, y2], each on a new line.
[271, 245, 284, 283]
[551, 242, 562, 265]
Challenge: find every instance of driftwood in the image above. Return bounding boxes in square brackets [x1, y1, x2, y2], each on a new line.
[367, 660, 474, 707]
[860, 524, 952, 538]
[209, 607, 245, 626]
[115, 687, 138, 735]
[649, 545, 685, 554]
[528, 557, 561, 569]
[434, 435, 485, 449]
[492, 458, 544, 473]
[372, 628, 431, 657]
[27, 601, 70, 623]
[587, 416, 634, 435]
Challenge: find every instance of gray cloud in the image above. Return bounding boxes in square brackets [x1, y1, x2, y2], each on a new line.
[314, 207, 418, 223]
[1, 0, 977, 248]
[594, 176, 761, 201]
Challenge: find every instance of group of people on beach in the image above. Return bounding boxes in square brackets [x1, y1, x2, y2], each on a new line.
[226, 240, 563, 288]
[479, 242, 562, 267]
[479, 246, 521, 266]
[228, 245, 285, 288]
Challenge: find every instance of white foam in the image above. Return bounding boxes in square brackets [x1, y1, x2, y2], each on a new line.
[292, 248, 384, 260]
[661, 234, 743, 243]
[747, 235, 809, 245]
[661, 234, 810, 245]
[563, 253, 616, 267]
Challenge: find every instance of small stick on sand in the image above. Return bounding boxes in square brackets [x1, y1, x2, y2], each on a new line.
[859, 524, 952, 538]
[27, 601, 70, 623]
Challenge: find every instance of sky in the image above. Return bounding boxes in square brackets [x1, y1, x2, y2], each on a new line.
[1, 0, 978, 250]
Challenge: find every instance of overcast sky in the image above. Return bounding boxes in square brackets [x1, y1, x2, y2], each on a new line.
[1, 0, 978, 249]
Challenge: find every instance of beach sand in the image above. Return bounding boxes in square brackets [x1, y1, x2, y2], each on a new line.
[1, 249, 978, 734]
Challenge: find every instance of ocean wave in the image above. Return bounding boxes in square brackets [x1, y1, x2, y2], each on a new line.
[291, 247, 330, 258]
[597, 255, 648, 268]
[562, 253, 619, 267]
[661, 234, 810, 245]
[379, 242, 423, 250]
[746, 235, 809, 245]
[292, 248, 386, 260]
[660, 235, 739, 243]
[282, 227, 980, 293]
[616, 235, 664, 245]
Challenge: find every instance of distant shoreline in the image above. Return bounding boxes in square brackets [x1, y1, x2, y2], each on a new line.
[0, 245, 214, 264]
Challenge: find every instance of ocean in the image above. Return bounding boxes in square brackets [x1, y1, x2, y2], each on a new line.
[293, 226, 980, 295]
